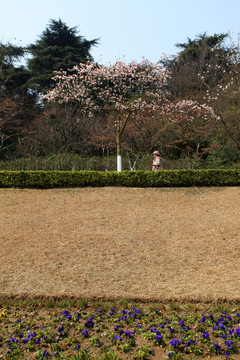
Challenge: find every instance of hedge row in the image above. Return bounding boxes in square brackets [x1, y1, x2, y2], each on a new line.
[0, 169, 239, 188]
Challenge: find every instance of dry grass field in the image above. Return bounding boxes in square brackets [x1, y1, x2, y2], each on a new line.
[0, 187, 239, 302]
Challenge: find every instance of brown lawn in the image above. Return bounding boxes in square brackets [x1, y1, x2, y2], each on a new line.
[0, 187, 239, 302]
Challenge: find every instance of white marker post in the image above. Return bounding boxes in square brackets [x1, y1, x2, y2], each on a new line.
[117, 155, 122, 172]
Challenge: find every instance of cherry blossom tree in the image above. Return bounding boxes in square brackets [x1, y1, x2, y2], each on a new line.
[164, 100, 220, 158]
[43, 58, 219, 170]
[42, 58, 170, 171]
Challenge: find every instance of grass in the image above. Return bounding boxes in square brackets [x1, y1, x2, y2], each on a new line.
[1, 187, 240, 359]
[1, 297, 240, 359]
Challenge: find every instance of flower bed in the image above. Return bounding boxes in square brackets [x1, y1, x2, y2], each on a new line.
[1, 299, 240, 359]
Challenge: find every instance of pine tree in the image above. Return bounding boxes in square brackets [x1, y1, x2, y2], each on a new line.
[27, 19, 99, 93]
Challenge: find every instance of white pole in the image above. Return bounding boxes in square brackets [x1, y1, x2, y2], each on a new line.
[117, 155, 122, 172]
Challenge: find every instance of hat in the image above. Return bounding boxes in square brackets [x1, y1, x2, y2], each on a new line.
[153, 150, 160, 155]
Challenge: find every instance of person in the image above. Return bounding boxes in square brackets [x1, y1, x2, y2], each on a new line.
[152, 150, 163, 171]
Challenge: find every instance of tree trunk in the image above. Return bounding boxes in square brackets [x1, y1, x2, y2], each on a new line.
[117, 118, 122, 172]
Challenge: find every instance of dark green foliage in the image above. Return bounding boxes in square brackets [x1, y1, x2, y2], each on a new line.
[161, 33, 231, 98]
[175, 33, 228, 62]
[27, 19, 99, 92]
[0, 42, 31, 95]
[0, 169, 239, 188]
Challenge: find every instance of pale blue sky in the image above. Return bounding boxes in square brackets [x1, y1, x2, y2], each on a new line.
[1, 0, 240, 65]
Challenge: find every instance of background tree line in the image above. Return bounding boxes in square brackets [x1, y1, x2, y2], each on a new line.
[0, 19, 240, 169]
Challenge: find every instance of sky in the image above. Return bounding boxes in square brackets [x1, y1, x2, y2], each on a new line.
[1, 0, 240, 65]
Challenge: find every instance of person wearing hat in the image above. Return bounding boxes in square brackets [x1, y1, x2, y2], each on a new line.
[152, 150, 163, 171]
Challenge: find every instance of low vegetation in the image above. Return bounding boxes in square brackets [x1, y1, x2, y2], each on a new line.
[1, 298, 240, 359]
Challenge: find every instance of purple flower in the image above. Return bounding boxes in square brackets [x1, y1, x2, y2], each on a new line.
[109, 308, 115, 316]
[85, 318, 94, 328]
[225, 352, 230, 358]
[137, 325, 142, 328]
[168, 352, 174, 358]
[225, 340, 233, 349]
[114, 326, 120, 331]
[151, 326, 158, 333]
[10, 337, 18, 343]
[114, 335, 122, 341]
[41, 350, 49, 358]
[35, 337, 40, 344]
[74, 344, 80, 351]
[202, 332, 209, 339]
[57, 326, 64, 333]
[170, 339, 179, 347]
[179, 320, 184, 327]
[62, 310, 70, 316]
[22, 339, 28, 344]
[155, 334, 162, 342]
[82, 328, 89, 337]
[125, 330, 131, 337]
[236, 328, 240, 336]
[214, 342, 221, 351]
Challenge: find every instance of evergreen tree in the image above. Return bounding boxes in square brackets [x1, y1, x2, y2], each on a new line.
[161, 33, 231, 98]
[0, 42, 41, 159]
[27, 19, 99, 93]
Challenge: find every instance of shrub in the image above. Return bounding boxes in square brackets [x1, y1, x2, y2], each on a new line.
[0, 169, 239, 188]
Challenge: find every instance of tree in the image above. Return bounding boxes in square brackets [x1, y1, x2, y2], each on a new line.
[0, 42, 41, 159]
[27, 19, 98, 93]
[43, 58, 171, 171]
[199, 38, 240, 157]
[164, 100, 219, 158]
[161, 33, 231, 98]
[0, 41, 29, 95]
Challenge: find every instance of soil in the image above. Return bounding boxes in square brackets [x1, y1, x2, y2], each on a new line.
[0, 187, 239, 302]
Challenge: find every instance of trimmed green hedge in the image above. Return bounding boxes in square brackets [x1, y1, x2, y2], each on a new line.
[0, 169, 239, 188]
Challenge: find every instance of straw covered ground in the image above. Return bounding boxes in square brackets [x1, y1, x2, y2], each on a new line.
[0, 187, 239, 302]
